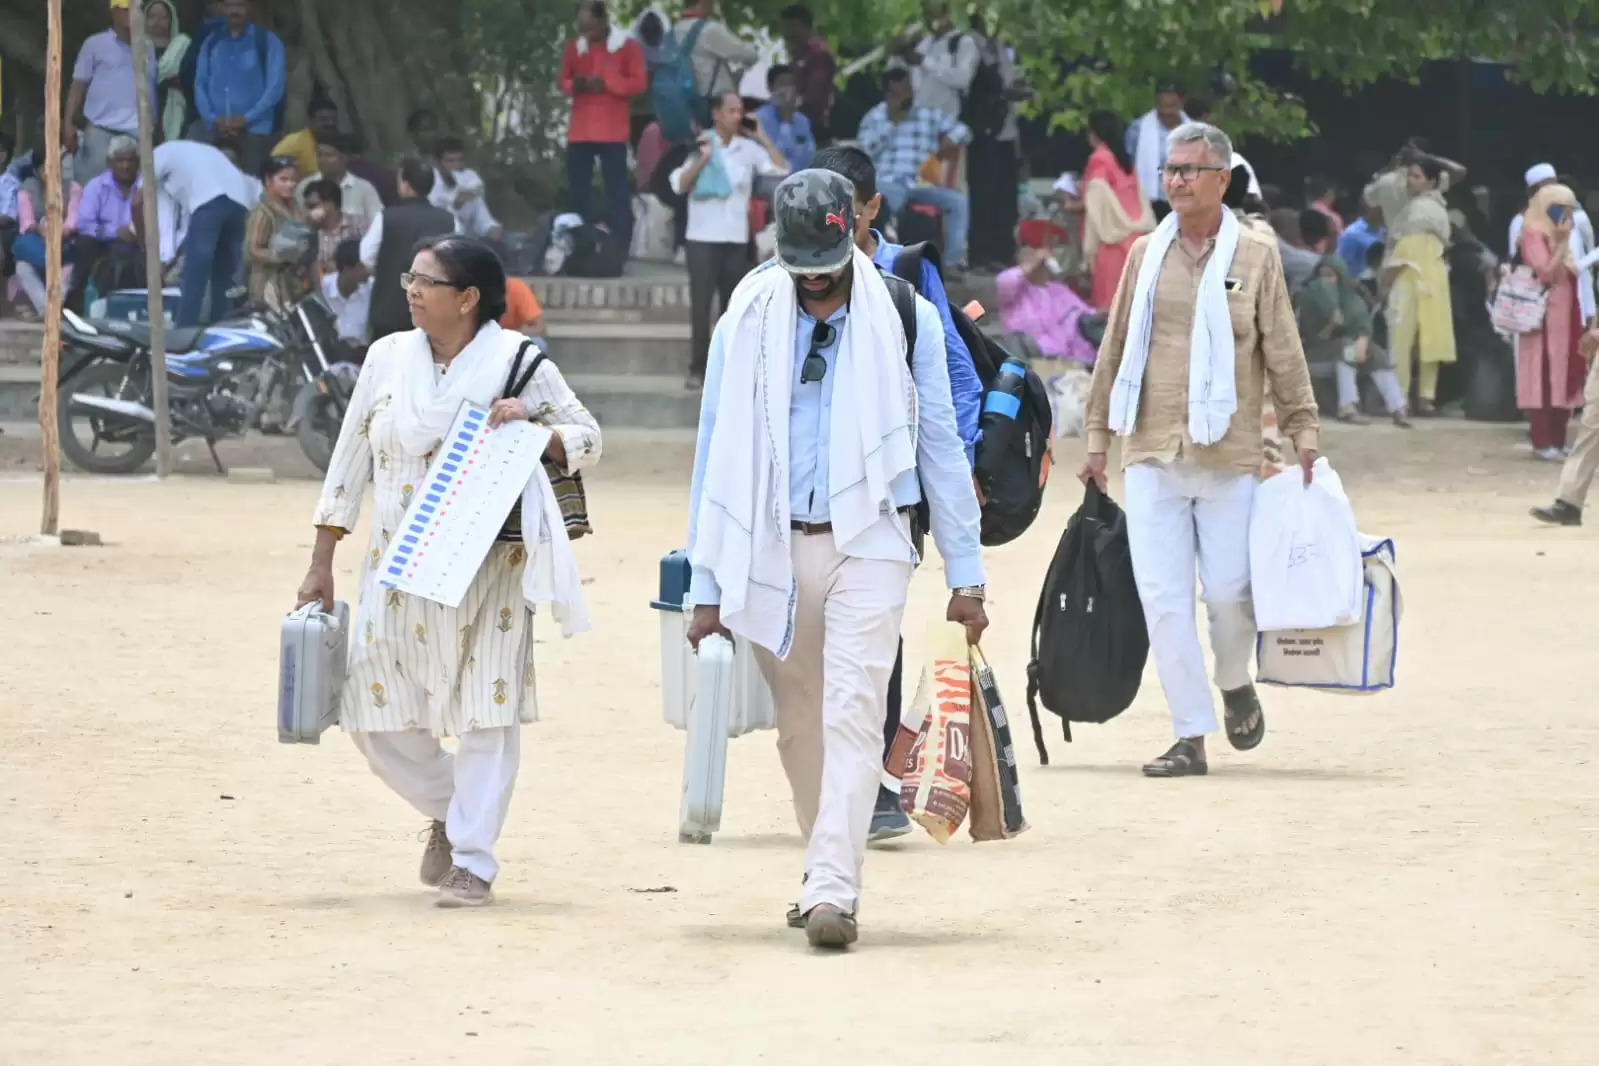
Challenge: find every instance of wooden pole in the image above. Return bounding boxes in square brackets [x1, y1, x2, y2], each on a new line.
[39, 0, 63, 536]
[130, 0, 174, 478]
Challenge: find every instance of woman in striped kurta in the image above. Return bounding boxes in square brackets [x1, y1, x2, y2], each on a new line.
[297, 237, 600, 907]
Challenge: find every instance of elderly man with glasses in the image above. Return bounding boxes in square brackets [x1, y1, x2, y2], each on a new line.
[1081, 122, 1321, 778]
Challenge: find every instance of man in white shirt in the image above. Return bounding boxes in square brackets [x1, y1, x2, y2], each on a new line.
[296, 133, 384, 232]
[1125, 83, 1190, 209]
[320, 238, 373, 350]
[670, 91, 789, 388]
[136, 140, 261, 326]
[64, 0, 157, 182]
[895, 3, 977, 121]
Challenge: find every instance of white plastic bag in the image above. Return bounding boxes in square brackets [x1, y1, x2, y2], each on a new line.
[1257, 536, 1401, 693]
[1248, 457, 1364, 631]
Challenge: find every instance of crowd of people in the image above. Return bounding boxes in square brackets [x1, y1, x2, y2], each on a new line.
[0, 0, 524, 350]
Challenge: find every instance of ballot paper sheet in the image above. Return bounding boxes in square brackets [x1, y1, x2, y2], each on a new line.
[378, 401, 551, 608]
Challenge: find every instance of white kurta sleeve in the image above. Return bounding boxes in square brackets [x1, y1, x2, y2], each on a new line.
[523, 358, 602, 476]
[311, 349, 383, 531]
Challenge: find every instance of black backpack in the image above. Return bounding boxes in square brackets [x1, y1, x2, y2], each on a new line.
[893, 241, 1052, 546]
[955, 35, 1008, 140]
[1025, 482, 1149, 764]
[562, 223, 626, 278]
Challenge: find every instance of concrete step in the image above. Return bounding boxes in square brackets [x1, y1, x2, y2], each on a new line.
[528, 271, 692, 325]
[545, 321, 691, 377]
[564, 373, 702, 431]
[0, 323, 43, 366]
[0, 365, 40, 419]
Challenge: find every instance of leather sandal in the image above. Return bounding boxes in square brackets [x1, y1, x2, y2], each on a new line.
[1142, 740, 1208, 778]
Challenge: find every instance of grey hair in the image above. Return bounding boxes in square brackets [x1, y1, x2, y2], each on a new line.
[1166, 121, 1232, 167]
[106, 135, 139, 159]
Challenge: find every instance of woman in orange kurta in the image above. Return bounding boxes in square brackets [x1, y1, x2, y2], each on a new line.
[1517, 183, 1586, 459]
[1080, 111, 1154, 310]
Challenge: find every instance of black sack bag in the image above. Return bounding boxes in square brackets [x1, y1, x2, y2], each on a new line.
[1024, 481, 1149, 764]
[893, 241, 1052, 546]
[562, 223, 625, 278]
[496, 340, 592, 543]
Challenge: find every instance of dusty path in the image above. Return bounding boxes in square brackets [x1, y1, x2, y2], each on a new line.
[2, 421, 1594, 1065]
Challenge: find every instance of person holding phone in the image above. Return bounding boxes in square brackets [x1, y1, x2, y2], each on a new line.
[669, 91, 789, 389]
[1516, 182, 1587, 460]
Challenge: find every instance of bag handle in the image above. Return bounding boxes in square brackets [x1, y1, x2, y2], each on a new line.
[503, 338, 550, 401]
[1023, 553, 1052, 767]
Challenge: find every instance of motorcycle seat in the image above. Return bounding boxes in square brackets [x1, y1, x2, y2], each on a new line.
[99, 320, 208, 353]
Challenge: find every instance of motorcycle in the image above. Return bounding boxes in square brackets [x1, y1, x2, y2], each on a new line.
[58, 296, 357, 475]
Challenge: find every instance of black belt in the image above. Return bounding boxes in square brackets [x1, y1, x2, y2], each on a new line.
[791, 507, 913, 536]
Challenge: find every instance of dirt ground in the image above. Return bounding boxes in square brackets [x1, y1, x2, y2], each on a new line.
[2, 421, 1595, 1066]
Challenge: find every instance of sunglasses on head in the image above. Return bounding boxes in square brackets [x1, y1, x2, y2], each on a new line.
[799, 320, 838, 384]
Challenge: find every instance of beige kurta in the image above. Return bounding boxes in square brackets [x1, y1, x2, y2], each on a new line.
[311, 334, 602, 736]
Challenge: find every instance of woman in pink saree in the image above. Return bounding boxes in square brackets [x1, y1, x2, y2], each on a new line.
[1517, 182, 1587, 460]
[1080, 110, 1154, 310]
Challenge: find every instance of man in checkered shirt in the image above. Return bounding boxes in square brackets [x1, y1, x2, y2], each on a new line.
[856, 68, 971, 273]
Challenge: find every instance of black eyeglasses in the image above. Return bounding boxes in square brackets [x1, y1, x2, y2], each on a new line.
[799, 321, 838, 384]
[1162, 164, 1228, 183]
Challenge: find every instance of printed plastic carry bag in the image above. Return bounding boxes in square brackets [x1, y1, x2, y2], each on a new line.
[884, 625, 974, 844]
[1248, 457, 1364, 631]
[1257, 536, 1401, 693]
[966, 648, 1027, 841]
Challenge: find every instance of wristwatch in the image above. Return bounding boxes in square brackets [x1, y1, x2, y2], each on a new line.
[952, 586, 987, 602]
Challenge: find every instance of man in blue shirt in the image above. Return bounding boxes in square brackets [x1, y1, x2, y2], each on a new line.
[686, 169, 987, 949]
[194, 0, 285, 177]
[1338, 203, 1385, 279]
[755, 65, 815, 176]
[813, 143, 982, 840]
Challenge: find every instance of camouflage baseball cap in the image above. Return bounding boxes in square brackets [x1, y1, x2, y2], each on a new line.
[773, 169, 856, 275]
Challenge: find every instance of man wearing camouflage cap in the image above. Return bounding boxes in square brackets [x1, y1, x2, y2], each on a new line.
[685, 168, 987, 949]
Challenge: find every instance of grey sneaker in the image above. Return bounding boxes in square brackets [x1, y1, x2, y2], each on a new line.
[435, 866, 493, 908]
[868, 788, 912, 843]
[419, 820, 451, 887]
[804, 903, 858, 949]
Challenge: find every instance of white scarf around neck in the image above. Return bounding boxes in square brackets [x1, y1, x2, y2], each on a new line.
[576, 25, 630, 55]
[389, 323, 591, 637]
[689, 250, 917, 658]
[1109, 208, 1241, 447]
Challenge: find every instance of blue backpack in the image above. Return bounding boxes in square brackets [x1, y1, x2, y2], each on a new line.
[647, 19, 709, 144]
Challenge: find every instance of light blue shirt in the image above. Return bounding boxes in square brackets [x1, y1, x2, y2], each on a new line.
[687, 269, 985, 605]
[870, 229, 980, 464]
[754, 103, 815, 173]
[195, 24, 286, 134]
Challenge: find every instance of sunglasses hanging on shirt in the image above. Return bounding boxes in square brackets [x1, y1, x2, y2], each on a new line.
[799, 321, 838, 384]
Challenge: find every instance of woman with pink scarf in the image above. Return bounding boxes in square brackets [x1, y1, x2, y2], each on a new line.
[1081, 110, 1154, 309]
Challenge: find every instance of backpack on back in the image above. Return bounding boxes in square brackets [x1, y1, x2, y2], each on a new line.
[954, 35, 1008, 140]
[893, 241, 1052, 547]
[648, 20, 709, 144]
[1024, 482, 1149, 764]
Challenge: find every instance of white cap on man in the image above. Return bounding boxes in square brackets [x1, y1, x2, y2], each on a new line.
[1525, 163, 1558, 187]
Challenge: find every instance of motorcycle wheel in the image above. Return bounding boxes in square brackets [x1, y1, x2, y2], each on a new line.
[295, 381, 341, 473]
[58, 361, 158, 475]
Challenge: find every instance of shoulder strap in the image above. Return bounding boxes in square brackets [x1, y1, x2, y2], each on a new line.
[681, 18, 709, 62]
[503, 339, 550, 399]
[882, 274, 918, 365]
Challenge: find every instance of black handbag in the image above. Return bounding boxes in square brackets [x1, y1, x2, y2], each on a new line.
[496, 340, 592, 543]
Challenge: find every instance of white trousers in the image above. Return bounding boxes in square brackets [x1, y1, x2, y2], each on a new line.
[1123, 461, 1258, 739]
[753, 534, 911, 915]
[1335, 361, 1407, 414]
[350, 726, 520, 882]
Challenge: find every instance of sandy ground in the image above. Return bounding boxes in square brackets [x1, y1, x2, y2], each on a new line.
[2, 421, 1596, 1066]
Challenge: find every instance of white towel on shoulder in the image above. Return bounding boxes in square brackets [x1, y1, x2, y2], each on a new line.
[690, 248, 916, 658]
[1109, 209, 1241, 447]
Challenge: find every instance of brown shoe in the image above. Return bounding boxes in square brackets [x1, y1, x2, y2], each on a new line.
[435, 866, 493, 908]
[419, 820, 451, 887]
[803, 903, 858, 949]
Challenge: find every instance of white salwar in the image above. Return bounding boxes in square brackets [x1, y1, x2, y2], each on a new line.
[312, 324, 601, 881]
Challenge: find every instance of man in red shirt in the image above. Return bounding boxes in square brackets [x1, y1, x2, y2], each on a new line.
[560, 1, 647, 256]
[779, 4, 836, 143]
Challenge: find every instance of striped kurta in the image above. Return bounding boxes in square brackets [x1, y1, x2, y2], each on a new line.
[312, 334, 602, 736]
